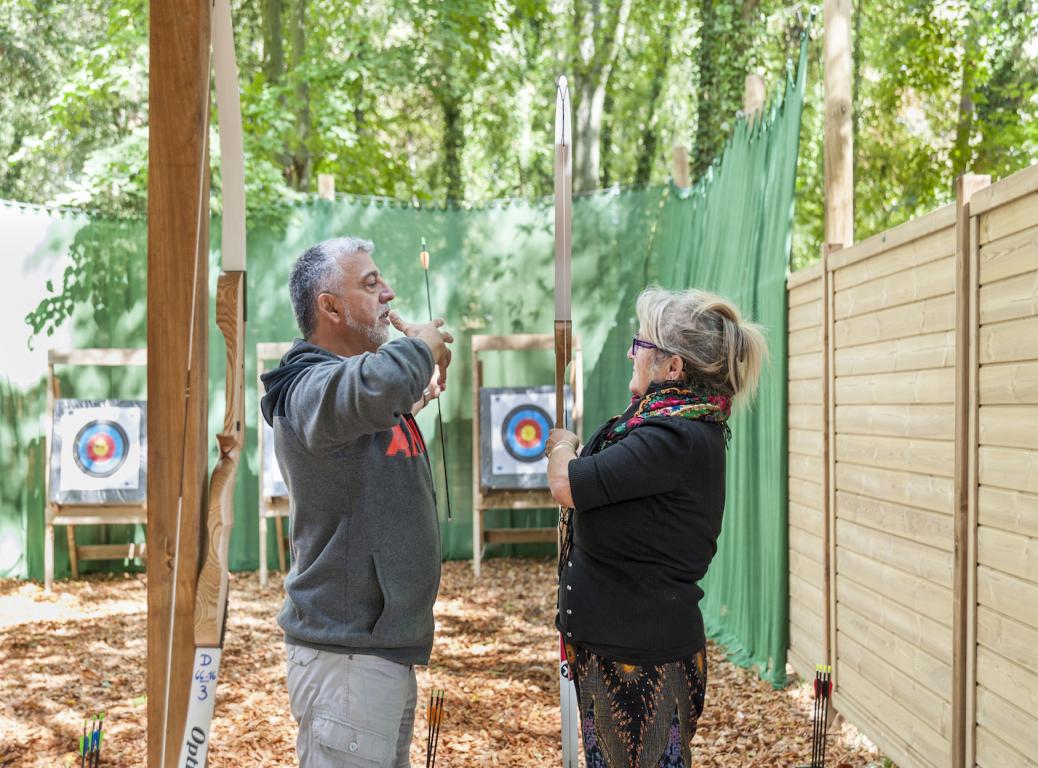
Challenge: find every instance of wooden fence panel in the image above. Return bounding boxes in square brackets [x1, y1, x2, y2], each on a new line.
[786, 263, 828, 680]
[969, 163, 1038, 768]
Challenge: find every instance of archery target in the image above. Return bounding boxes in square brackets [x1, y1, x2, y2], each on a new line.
[501, 405, 552, 462]
[479, 386, 573, 490]
[261, 419, 289, 498]
[52, 400, 145, 501]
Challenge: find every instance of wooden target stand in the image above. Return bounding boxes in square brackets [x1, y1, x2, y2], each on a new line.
[471, 334, 582, 576]
[256, 342, 291, 585]
[44, 348, 148, 591]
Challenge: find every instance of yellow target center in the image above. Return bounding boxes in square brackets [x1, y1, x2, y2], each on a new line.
[92, 440, 110, 457]
[520, 425, 537, 442]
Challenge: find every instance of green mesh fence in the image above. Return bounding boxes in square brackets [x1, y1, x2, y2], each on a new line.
[0, 37, 806, 687]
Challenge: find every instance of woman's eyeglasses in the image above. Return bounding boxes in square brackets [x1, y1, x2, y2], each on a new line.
[631, 335, 665, 356]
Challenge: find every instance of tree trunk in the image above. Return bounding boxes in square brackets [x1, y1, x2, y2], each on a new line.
[634, 17, 676, 185]
[693, 0, 760, 179]
[288, 0, 311, 191]
[262, 0, 284, 84]
[442, 93, 465, 201]
[572, 0, 634, 193]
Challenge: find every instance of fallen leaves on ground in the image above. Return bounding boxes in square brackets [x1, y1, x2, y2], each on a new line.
[0, 559, 885, 766]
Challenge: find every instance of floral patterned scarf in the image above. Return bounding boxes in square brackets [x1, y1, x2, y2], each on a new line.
[597, 382, 732, 452]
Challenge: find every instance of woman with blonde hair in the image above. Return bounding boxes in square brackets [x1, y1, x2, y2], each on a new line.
[546, 286, 767, 768]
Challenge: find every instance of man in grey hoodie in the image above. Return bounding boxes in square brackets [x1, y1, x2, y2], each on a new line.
[260, 236, 453, 768]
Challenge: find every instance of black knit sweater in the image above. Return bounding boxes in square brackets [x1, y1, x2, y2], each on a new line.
[556, 415, 727, 664]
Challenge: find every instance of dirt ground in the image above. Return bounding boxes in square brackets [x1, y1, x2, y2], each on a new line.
[0, 559, 885, 767]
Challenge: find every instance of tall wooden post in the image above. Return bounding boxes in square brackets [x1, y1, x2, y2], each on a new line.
[671, 145, 690, 188]
[744, 73, 766, 122]
[824, 0, 853, 246]
[147, 1, 210, 765]
[317, 173, 336, 200]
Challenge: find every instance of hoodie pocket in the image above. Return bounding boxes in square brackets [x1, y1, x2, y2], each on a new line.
[370, 550, 435, 643]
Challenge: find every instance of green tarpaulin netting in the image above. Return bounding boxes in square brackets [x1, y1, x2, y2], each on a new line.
[0, 38, 806, 686]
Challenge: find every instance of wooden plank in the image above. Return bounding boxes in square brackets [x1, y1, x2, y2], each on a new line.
[834, 330, 955, 376]
[256, 341, 293, 361]
[835, 434, 954, 478]
[970, 162, 1038, 217]
[834, 665, 948, 767]
[789, 500, 824, 537]
[977, 525, 1038, 585]
[832, 691, 934, 768]
[78, 543, 147, 560]
[835, 461, 954, 515]
[978, 190, 1038, 245]
[976, 605, 1038, 672]
[976, 686, 1038, 761]
[788, 621, 825, 673]
[978, 222, 1038, 284]
[472, 333, 556, 352]
[835, 403, 954, 440]
[789, 351, 823, 381]
[788, 324, 824, 354]
[790, 574, 825, 617]
[837, 629, 952, 735]
[978, 485, 1038, 538]
[789, 477, 823, 510]
[788, 402, 823, 431]
[484, 527, 556, 544]
[789, 548, 824, 584]
[829, 204, 955, 272]
[51, 512, 147, 526]
[979, 271, 1038, 324]
[837, 518, 952, 585]
[836, 490, 953, 551]
[834, 255, 954, 320]
[976, 645, 1038, 719]
[789, 453, 824, 483]
[787, 646, 820, 685]
[979, 360, 1038, 404]
[789, 428, 823, 457]
[790, 525, 824, 563]
[835, 367, 954, 405]
[789, 299, 824, 332]
[790, 592, 824, 626]
[837, 546, 951, 624]
[979, 445, 1038, 494]
[838, 600, 951, 697]
[788, 377, 823, 404]
[49, 348, 148, 366]
[833, 225, 955, 291]
[838, 577, 951, 661]
[834, 293, 955, 348]
[788, 261, 824, 290]
[977, 565, 1038, 630]
[976, 725, 1038, 768]
[979, 405, 1038, 449]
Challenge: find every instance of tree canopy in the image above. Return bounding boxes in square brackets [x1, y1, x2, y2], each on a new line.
[2, 0, 1036, 274]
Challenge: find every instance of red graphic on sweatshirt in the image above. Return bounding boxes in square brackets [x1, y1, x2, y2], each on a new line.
[385, 416, 428, 458]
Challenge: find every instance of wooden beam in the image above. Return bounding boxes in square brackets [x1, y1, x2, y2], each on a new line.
[317, 173, 335, 200]
[147, 1, 210, 765]
[743, 73, 766, 122]
[953, 172, 989, 768]
[824, 0, 854, 246]
[672, 145, 690, 188]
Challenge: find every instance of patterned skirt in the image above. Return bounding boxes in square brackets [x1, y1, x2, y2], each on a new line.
[566, 643, 707, 768]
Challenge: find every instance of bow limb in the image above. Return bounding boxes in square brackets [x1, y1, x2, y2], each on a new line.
[176, 0, 246, 763]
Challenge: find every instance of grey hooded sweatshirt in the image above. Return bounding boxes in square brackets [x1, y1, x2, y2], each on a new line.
[260, 336, 440, 665]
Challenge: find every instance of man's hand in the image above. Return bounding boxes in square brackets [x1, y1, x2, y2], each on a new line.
[389, 311, 453, 389]
[412, 367, 443, 415]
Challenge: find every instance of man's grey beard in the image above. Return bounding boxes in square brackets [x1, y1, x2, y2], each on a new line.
[344, 303, 390, 346]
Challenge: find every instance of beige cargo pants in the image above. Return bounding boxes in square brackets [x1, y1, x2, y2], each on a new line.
[286, 644, 417, 767]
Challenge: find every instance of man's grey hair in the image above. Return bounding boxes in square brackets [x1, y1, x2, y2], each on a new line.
[289, 236, 375, 338]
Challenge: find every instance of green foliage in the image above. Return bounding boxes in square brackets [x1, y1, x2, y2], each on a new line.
[3, 0, 1038, 322]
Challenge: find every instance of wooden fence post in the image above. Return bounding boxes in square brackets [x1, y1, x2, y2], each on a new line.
[317, 173, 336, 200]
[744, 73, 766, 123]
[953, 172, 989, 768]
[822, 242, 841, 686]
[824, 0, 853, 247]
[671, 145, 690, 188]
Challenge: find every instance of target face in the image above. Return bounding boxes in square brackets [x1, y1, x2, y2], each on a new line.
[51, 400, 145, 501]
[501, 405, 552, 462]
[73, 420, 129, 478]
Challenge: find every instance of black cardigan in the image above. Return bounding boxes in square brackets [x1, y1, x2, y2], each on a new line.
[556, 415, 727, 664]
